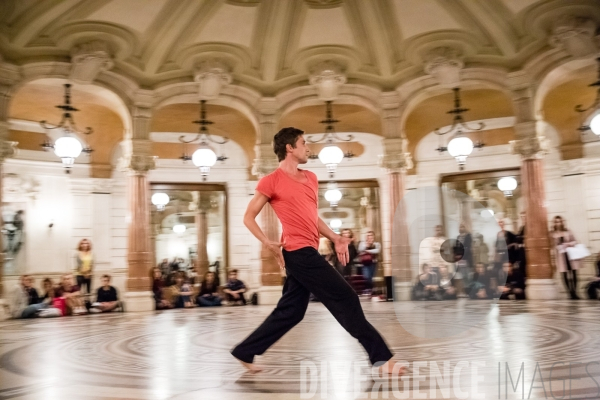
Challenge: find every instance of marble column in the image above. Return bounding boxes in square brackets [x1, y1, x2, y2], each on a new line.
[0, 81, 18, 319]
[510, 112, 557, 299]
[196, 210, 210, 278]
[122, 105, 157, 311]
[380, 137, 413, 300]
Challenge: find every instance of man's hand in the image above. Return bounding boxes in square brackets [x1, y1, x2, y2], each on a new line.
[333, 236, 351, 266]
[266, 241, 285, 269]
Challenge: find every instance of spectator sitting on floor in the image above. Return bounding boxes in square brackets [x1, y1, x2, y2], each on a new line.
[197, 271, 222, 307]
[468, 263, 493, 300]
[91, 274, 120, 312]
[181, 276, 194, 308]
[24, 275, 40, 306]
[438, 265, 457, 300]
[412, 264, 439, 301]
[223, 269, 247, 305]
[9, 275, 46, 319]
[170, 272, 193, 308]
[498, 263, 526, 300]
[40, 278, 56, 304]
[152, 268, 171, 310]
[55, 274, 87, 315]
[586, 252, 600, 300]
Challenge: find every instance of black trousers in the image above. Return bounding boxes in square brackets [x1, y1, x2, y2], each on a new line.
[231, 247, 393, 365]
[77, 275, 92, 295]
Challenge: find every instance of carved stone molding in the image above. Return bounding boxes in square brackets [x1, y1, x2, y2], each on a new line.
[550, 16, 598, 59]
[70, 40, 114, 84]
[510, 124, 549, 160]
[193, 59, 232, 100]
[423, 47, 464, 88]
[3, 173, 40, 202]
[308, 60, 347, 101]
[379, 139, 413, 172]
[118, 139, 156, 173]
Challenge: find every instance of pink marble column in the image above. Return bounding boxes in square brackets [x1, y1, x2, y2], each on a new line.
[260, 203, 281, 286]
[196, 210, 210, 278]
[521, 158, 553, 280]
[126, 173, 152, 291]
[389, 171, 411, 283]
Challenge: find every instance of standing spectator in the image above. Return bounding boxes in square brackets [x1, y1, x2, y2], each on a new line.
[358, 231, 381, 295]
[197, 271, 222, 307]
[515, 211, 527, 277]
[9, 275, 46, 318]
[494, 219, 517, 272]
[92, 274, 119, 312]
[552, 216, 582, 300]
[152, 268, 171, 309]
[586, 252, 600, 299]
[75, 239, 94, 295]
[456, 223, 473, 270]
[56, 274, 87, 315]
[224, 269, 247, 305]
[158, 258, 170, 277]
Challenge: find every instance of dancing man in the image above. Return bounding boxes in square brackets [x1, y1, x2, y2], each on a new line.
[231, 127, 399, 375]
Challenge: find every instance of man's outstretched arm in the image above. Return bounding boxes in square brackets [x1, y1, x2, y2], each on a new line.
[244, 192, 285, 268]
[317, 217, 350, 266]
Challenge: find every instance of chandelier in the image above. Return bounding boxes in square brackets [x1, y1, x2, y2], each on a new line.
[40, 83, 93, 172]
[324, 181, 342, 208]
[434, 87, 484, 170]
[497, 176, 517, 197]
[179, 100, 227, 181]
[151, 192, 169, 211]
[307, 101, 353, 178]
[575, 56, 600, 136]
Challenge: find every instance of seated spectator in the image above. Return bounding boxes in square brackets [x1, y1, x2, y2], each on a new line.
[169, 272, 193, 308]
[36, 278, 62, 318]
[152, 268, 171, 310]
[468, 263, 493, 300]
[55, 274, 87, 315]
[412, 264, 439, 301]
[223, 269, 247, 305]
[24, 276, 40, 305]
[197, 271, 222, 307]
[438, 265, 457, 300]
[181, 277, 194, 308]
[498, 263, 526, 300]
[91, 274, 120, 312]
[586, 252, 600, 300]
[9, 275, 46, 318]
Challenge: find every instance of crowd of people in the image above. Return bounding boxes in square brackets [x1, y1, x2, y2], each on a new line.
[412, 214, 600, 301]
[152, 267, 248, 310]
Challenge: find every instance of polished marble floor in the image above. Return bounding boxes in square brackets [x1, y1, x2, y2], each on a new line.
[1, 300, 600, 400]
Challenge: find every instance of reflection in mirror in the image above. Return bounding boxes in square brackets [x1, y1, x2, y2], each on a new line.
[150, 185, 226, 285]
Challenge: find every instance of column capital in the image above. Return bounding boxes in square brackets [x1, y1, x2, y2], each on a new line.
[256, 97, 280, 116]
[550, 15, 598, 58]
[423, 46, 464, 88]
[252, 143, 279, 177]
[379, 138, 413, 172]
[509, 122, 549, 160]
[119, 139, 156, 173]
[69, 40, 114, 84]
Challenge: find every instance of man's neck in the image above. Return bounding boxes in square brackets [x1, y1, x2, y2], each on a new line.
[103, 286, 110, 290]
[279, 158, 299, 174]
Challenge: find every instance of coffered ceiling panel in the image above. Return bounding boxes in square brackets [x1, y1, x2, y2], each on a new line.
[298, 6, 355, 48]
[84, 0, 169, 36]
[194, 3, 257, 48]
[393, 0, 462, 39]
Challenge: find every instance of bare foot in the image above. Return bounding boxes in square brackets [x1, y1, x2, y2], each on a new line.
[237, 359, 263, 374]
[379, 360, 408, 376]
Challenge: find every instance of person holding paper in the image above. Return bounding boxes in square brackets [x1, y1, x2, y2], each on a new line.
[552, 216, 581, 300]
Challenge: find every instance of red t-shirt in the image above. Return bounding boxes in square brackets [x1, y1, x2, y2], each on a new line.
[255, 168, 319, 251]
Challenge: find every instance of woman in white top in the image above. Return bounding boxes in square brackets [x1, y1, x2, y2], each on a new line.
[552, 216, 581, 300]
[358, 231, 381, 295]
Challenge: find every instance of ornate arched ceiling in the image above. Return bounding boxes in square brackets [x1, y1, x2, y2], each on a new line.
[542, 62, 598, 159]
[2, 0, 597, 93]
[405, 88, 515, 158]
[8, 81, 124, 177]
[150, 103, 256, 163]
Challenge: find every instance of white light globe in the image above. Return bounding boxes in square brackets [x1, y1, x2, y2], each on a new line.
[447, 136, 474, 158]
[590, 113, 600, 135]
[192, 147, 217, 168]
[318, 145, 344, 166]
[151, 193, 169, 209]
[324, 189, 342, 203]
[330, 219, 342, 229]
[54, 136, 83, 159]
[173, 224, 186, 234]
[497, 177, 517, 192]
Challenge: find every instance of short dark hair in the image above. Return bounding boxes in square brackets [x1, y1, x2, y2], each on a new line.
[229, 269, 238, 274]
[273, 127, 304, 162]
[102, 274, 110, 280]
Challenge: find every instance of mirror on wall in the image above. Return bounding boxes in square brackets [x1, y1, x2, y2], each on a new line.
[150, 184, 227, 285]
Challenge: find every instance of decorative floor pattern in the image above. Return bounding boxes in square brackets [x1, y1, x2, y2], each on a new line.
[1, 300, 600, 399]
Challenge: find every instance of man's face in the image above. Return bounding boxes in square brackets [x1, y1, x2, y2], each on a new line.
[289, 135, 309, 164]
[229, 273, 237, 281]
[24, 277, 32, 288]
[64, 275, 73, 286]
[102, 278, 110, 287]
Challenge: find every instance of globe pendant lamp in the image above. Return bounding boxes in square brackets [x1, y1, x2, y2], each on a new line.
[497, 176, 518, 197]
[319, 145, 344, 176]
[447, 136, 474, 169]
[40, 83, 93, 173]
[324, 182, 342, 208]
[192, 144, 218, 180]
[151, 193, 170, 211]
